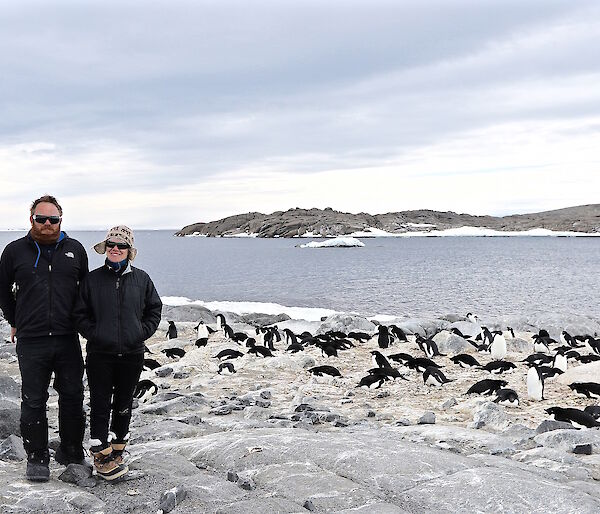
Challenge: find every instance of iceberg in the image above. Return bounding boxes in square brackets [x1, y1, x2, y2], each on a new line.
[299, 237, 365, 248]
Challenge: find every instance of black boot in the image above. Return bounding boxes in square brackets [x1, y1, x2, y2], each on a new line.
[56, 415, 86, 465]
[21, 420, 50, 482]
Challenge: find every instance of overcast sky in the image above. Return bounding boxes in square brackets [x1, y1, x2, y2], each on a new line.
[1, 0, 599, 229]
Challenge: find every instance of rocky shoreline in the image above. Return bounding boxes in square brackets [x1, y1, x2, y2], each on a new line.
[175, 204, 600, 237]
[1, 307, 600, 513]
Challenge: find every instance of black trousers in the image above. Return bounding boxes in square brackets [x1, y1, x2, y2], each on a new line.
[86, 352, 143, 445]
[16, 334, 85, 451]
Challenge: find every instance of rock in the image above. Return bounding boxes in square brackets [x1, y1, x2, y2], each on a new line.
[396, 418, 411, 426]
[303, 500, 316, 511]
[470, 402, 508, 431]
[573, 444, 593, 455]
[238, 313, 291, 326]
[210, 405, 234, 416]
[173, 371, 190, 379]
[0, 434, 26, 461]
[506, 337, 531, 353]
[316, 313, 377, 335]
[433, 332, 473, 355]
[158, 485, 188, 513]
[237, 477, 255, 490]
[535, 429, 600, 453]
[441, 398, 457, 410]
[367, 410, 376, 418]
[418, 412, 436, 424]
[536, 420, 578, 434]
[557, 361, 600, 386]
[0, 375, 20, 398]
[227, 470, 239, 482]
[255, 399, 271, 408]
[0, 402, 20, 438]
[299, 355, 316, 368]
[260, 390, 272, 400]
[161, 304, 216, 323]
[155, 366, 173, 377]
[58, 463, 96, 487]
[448, 320, 482, 338]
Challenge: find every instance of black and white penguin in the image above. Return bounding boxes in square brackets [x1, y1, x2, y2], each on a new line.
[222, 324, 235, 340]
[552, 350, 568, 373]
[387, 352, 414, 366]
[248, 346, 273, 358]
[283, 328, 298, 345]
[134, 379, 158, 403]
[321, 345, 338, 358]
[450, 354, 481, 368]
[416, 335, 445, 358]
[568, 382, 600, 399]
[480, 361, 516, 374]
[466, 379, 508, 396]
[195, 337, 208, 348]
[577, 354, 600, 364]
[545, 407, 600, 428]
[245, 337, 257, 348]
[308, 365, 342, 377]
[215, 313, 226, 330]
[537, 366, 564, 380]
[143, 358, 161, 371]
[367, 367, 408, 381]
[450, 327, 466, 338]
[357, 374, 388, 389]
[423, 366, 453, 387]
[505, 327, 515, 339]
[521, 353, 553, 367]
[347, 331, 371, 343]
[162, 347, 185, 359]
[408, 357, 443, 373]
[527, 366, 545, 401]
[584, 336, 600, 355]
[466, 312, 478, 323]
[493, 388, 519, 407]
[371, 350, 392, 369]
[489, 332, 507, 360]
[389, 325, 408, 342]
[166, 321, 178, 340]
[218, 362, 236, 374]
[286, 343, 304, 353]
[195, 321, 210, 340]
[213, 349, 244, 360]
[377, 325, 392, 349]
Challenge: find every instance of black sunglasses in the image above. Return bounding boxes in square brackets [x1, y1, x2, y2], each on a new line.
[105, 241, 130, 250]
[33, 215, 61, 225]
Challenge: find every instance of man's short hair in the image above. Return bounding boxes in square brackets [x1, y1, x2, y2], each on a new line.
[30, 194, 63, 216]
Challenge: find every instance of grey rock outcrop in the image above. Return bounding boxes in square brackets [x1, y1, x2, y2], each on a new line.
[317, 313, 377, 335]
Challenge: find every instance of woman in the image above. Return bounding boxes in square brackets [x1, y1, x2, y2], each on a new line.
[74, 226, 162, 480]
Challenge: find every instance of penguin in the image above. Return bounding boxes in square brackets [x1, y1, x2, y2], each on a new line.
[367, 367, 408, 381]
[215, 313, 226, 329]
[560, 330, 578, 348]
[537, 366, 563, 380]
[423, 366, 453, 387]
[450, 354, 481, 368]
[347, 331, 371, 343]
[213, 349, 244, 360]
[407, 357, 443, 373]
[552, 350, 568, 373]
[450, 327, 466, 338]
[195, 337, 208, 348]
[577, 354, 600, 364]
[247, 346, 273, 358]
[245, 337, 257, 348]
[493, 388, 519, 407]
[387, 353, 414, 366]
[480, 361, 516, 374]
[222, 324, 235, 340]
[162, 347, 185, 359]
[143, 358, 161, 371]
[466, 379, 508, 396]
[166, 321, 178, 340]
[232, 332, 248, 343]
[532, 337, 551, 354]
[527, 366, 544, 401]
[195, 321, 210, 340]
[505, 327, 515, 339]
[377, 325, 392, 349]
[286, 343, 304, 353]
[357, 374, 388, 389]
[583, 405, 600, 420]
[321, 345, 338, 358]
[133, 379, 158, 403]
[308, 365, 342, 377]
[218, 362, 236, 374]
[371, 350, 392, 369]
[416, 335, 445, 358]
[568, 382, 600, 399]
[263, 330, 275, 351]
[584, 336, 600, 355]
[489, 332, 507, 360]
[389, 325, 408, 342]
[144, 345, 153, 354]
[283, 328, 298, 345]
[545, 407, 600, 429]
[466, 312, 478, 323]
[521, 353, 553, 366]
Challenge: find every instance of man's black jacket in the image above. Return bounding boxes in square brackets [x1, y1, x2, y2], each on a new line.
[74, 263, 162, 354]
[0, 232, 88, 339]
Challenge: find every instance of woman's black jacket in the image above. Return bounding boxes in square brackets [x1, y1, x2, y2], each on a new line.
[74, 263, 162, 354]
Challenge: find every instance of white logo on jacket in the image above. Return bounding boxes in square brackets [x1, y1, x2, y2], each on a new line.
[65, 252, 74, 258]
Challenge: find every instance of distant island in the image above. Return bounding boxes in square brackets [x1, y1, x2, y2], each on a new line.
[175, 204, 600, 238]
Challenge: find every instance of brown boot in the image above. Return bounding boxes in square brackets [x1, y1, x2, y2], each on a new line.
[90, 445, 128, 481]
[110, 440, 127, 466]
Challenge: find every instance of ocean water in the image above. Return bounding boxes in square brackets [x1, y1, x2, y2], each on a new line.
[1, 230, 598, 320]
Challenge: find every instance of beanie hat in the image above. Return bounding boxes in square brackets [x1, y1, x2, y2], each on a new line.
[93, 225, 137, 261]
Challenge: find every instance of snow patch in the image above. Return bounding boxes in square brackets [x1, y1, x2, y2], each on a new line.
[299, 237, 365, 248]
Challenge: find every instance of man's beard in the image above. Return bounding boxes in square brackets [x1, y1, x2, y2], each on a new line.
[30, 223, 61, 244]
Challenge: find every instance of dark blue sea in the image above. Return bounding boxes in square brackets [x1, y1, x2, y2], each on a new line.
[1, 231, 598, 319]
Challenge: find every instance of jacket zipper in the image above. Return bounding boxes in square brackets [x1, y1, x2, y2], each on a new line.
[116, 276, 122, 355]
[48, 263, 52, 336]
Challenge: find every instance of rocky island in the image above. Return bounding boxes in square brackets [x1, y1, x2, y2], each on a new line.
[175, 204, 600, 238]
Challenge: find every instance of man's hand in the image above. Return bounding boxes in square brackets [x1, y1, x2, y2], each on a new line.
[10, 327, 16, 343]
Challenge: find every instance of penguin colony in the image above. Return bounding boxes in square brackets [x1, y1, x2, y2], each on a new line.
[135, 314, 600, 430]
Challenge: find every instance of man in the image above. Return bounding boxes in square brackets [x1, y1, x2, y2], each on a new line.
[0, 195, 88, 481]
